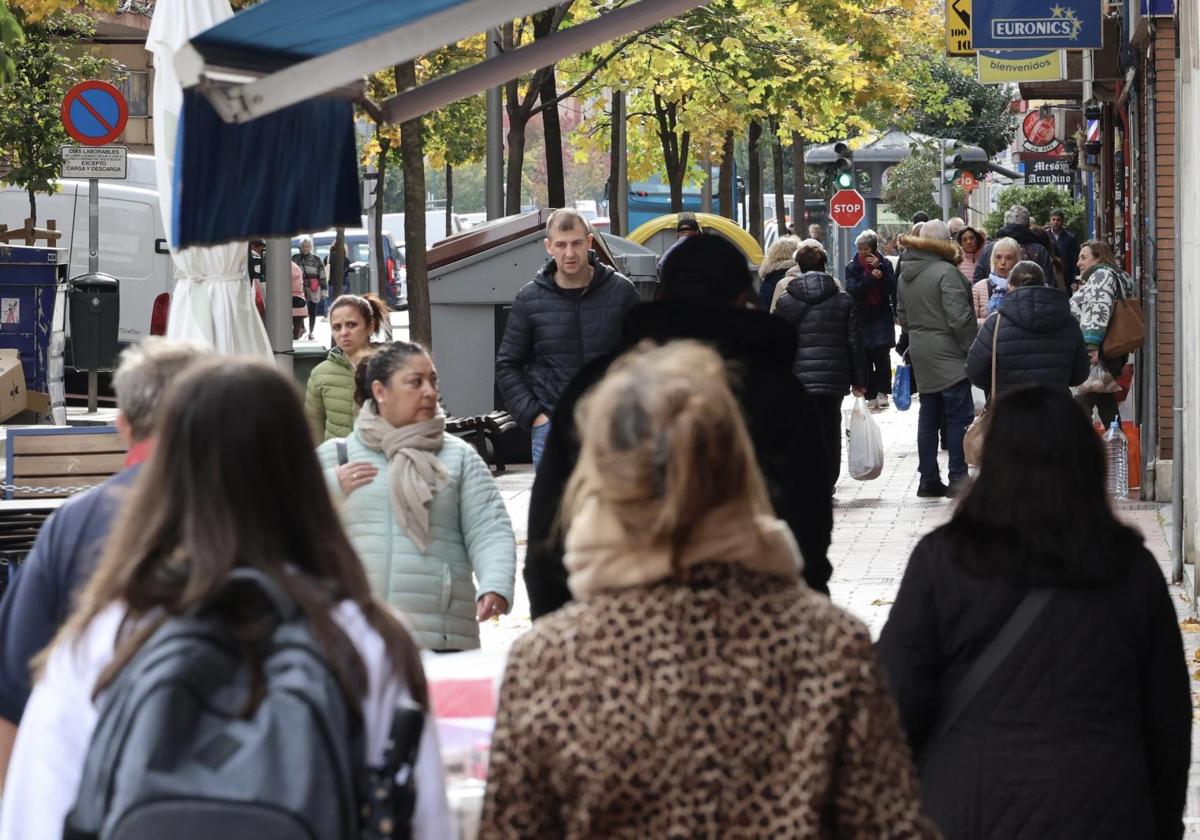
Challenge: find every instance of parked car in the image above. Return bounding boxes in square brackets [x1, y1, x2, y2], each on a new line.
[290, 228, 406, 308]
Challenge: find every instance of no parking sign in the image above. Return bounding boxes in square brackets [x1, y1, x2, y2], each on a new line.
[60, 80, 128, 146]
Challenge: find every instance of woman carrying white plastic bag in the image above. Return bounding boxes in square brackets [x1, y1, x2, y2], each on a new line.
[848, 396, 884, 480]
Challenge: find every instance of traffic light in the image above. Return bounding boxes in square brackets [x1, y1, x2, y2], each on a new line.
[833, 142, 853, 188]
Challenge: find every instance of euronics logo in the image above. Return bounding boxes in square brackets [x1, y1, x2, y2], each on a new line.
[991, 6, 1083, 40]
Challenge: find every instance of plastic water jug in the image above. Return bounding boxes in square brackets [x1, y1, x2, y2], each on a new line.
[1104, 419, 1128, 498]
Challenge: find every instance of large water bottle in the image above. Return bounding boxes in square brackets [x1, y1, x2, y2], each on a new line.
[1104, 419, 1128, 498]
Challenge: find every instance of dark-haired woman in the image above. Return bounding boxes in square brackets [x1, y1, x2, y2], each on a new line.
[877, 386, 1190, 840]
[318, 342, 516, 652]
[304, 293, 389, 442]
[1071, 239, 1136, 427]
[0, 359, 451, 839]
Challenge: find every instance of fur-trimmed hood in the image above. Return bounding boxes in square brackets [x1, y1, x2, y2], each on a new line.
[897, 234, 961, 265]
[759, 257, 797, 279]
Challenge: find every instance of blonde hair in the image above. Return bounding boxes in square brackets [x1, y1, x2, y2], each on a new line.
[760, 235, 801, 276]
[563, 341, 771, 570]
[991, 236, 1021, 270]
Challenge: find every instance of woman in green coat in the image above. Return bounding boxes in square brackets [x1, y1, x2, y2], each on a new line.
[305, 293, 388, 442]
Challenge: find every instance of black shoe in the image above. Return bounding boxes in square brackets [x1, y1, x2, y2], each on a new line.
[917, 480, 947, 498]
[946, 476, 968, 498]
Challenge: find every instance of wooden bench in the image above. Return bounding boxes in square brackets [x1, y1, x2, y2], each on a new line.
[4, 426, 126, 500]
[446, 411, 517, 474]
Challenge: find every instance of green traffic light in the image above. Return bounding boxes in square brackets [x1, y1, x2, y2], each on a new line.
[835, 171, 854, 189]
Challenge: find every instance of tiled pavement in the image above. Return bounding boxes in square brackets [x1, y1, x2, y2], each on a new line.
[482, 395, 1200, 835]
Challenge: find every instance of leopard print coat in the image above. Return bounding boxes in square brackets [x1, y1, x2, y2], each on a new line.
[480, 563, 938, 839]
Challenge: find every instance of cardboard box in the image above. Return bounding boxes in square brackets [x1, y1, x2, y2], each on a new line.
[0, 350, 26, 422]
[25, 390, 50, 417]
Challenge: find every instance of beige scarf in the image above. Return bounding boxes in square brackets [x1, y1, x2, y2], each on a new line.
[564, 497, 803, 599]
[355, 404, 450, 552]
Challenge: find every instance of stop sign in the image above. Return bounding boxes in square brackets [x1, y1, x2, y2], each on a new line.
[829, 189, 865, 228]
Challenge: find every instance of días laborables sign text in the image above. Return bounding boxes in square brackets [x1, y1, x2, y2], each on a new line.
[971, 0, 1103, 49]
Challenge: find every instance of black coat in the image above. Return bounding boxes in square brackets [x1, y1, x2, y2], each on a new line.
[495, 254, 640, 429]
[973, 224, 1057, 289]
[877, 529, 1191, 840]
[1048, 227, 1080, 285]
[774, 270, 869, 395]
[844, 253, 898, 350]
[524, 300, 835, 618]
[966, 285, 1089, 395]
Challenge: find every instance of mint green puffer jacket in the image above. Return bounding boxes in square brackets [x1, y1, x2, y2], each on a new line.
[305, 349, 356, 442]
[317, 432, 516, 651]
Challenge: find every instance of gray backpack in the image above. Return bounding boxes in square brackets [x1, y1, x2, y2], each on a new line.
[63, 569, 365, 840]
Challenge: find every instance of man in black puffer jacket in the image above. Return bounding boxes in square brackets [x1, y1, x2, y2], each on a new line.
[774, 239, 868, 489]
[495, 209, 640, 468]
[967, 260, 1089, 395]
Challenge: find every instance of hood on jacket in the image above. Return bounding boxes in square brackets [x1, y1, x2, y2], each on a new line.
[998, 285, 1074, 333]
[533, 251, 617, 293]
[620, 299, 798, 373]
[784, 269, 839, 304]
[896, 235, 961, 280]
[759, 257, 797, 279]
[325, 346, 352, 368]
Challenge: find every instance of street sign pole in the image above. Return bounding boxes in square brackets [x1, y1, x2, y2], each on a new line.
[87, 176, 98, 412]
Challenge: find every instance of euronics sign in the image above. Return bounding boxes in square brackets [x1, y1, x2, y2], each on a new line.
[971, 0, 1103, 49]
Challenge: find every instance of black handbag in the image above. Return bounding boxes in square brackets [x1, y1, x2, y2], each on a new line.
[361, 701, 425, 840]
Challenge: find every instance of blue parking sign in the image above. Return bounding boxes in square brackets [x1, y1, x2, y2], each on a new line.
[972, 0, 1103, 49]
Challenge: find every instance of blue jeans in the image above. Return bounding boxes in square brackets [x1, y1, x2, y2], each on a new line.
[917, 379, 974, 483]
[531, 420, 551, 470]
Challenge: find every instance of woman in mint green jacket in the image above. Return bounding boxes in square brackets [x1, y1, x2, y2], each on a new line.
[318, 341, 516, 651]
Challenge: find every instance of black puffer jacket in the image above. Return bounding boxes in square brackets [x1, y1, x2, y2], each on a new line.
[774, 270, 868, 395]
[495, 254, 640, 428]
[877, 528, 1190, 840]
[967, 285, 1089, 395]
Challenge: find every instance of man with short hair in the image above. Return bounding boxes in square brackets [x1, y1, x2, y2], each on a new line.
[947, 217, 965, 237]
[496, 208, 640, 469]
[524, 233, 835, 618]
[911, 211, 930, 225]
[1046, 208, 1080, 288]
[0, 338, 207, 790]
[973, 204, 1057, 287]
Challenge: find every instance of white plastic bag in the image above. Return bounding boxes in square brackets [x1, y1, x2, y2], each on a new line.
[848, 396, 884, 481]
[972, 386, 987, 416]
[1075, 361, 1121, 395]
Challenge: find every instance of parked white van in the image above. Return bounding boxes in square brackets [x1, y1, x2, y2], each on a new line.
[0, 154, 174, 345]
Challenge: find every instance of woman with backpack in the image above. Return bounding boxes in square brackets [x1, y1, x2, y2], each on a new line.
[876, 386, 1190, 839]
[305, 293, 389, 442]
[773, 239, 868, 489]
[319, 341, 516, 653]
[1071, 239, 1137, 427]
[481, 341, 935, 838]
[0, 359, 451, 840]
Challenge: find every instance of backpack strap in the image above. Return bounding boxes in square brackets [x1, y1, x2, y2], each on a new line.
[362, 700, 425, 840]
[336, 438, 349, 466]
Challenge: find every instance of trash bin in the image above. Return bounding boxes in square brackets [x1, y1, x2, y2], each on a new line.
[0, 245, 68, 393]
[68, 272, 120, 372]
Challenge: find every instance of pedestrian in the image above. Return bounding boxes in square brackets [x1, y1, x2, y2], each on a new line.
[775, 239, 868, 488]
[845, 228, 898, 409]
[807, 222, 826, 243]
[956, 225, 985, 281]
[1071, 239, 1137, 426]
[896, 219, 978, 498]
[972, 236, 1020, 323]
[0, 359, 451, 839]
[972, 204, 1056, 288]
[291, 258, 308, 340]
[947, 216, 965, 237]
[656, 214, 703, 277]
[495, 208, 640, 469]
[481, 341, 935, 840]
[911, 211, 930, 225]
[967, 261, 1089, 396]
[320, 342, 516, 652]
[877, 385, 1190, 840]
[757, 234, 800, 311]
[1046, 207, 1081, 289]
[0, 339, 206, 792]
[304, 293, 389, 442]
[292, 234, 327, 340]
[524, 233, 833, 619]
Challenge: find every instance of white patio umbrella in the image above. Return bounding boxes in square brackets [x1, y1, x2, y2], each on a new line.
[146, 0, 272, 358]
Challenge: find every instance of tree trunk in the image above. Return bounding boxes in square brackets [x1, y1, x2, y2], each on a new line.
[26, 188, 35, 228]
[374, 138, 389, 300]
[772, 126, 787, 233]
[534, 10, 566, 209]
[445, 163, 454, 237]
[396, 61, 432, 348]
[792, 130, 805, 234]
[504, 71, 529, 216]
[718, 130, 734, 221]
[608, 92, 622, 236]
[701, 149, 713, 213]
[330, 227, 346, 299]
[652, 94, 689, 212]
[748, 120, 763, 245]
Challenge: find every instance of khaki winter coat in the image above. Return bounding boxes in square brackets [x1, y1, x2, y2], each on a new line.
[896, 235, 978, 394]
[304, 348, 357, 442]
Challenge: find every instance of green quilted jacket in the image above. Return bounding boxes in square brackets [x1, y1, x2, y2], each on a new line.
[305, 349, 357, 442]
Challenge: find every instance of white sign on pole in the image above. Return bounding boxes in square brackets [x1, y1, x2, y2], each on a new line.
[60, 145, 127, 179]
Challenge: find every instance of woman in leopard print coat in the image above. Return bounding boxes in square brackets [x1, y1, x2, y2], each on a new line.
[480, 341, 936, 839]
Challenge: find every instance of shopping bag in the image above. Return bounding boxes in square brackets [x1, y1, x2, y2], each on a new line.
[971, 386, 987, 416]
[1076, 362, 1121, 394]
[892, 365, 913, 411]
[848, 397, 884, 481]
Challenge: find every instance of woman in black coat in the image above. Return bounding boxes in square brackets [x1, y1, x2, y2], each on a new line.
[967, 260, 1089, 397]
[774, 239, 868, 489]
[844, 229, 898, 408]
[877, 386, 1190, 840]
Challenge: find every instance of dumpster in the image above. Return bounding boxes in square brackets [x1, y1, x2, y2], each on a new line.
[68, 273, 120, 372]
[0, 245, 68, 395]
